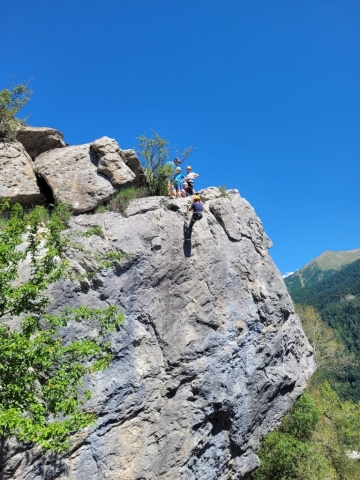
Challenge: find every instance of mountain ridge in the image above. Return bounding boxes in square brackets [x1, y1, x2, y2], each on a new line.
[285, 248, 360, 293]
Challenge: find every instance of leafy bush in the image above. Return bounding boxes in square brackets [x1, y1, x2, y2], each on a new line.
[251, 431, 327, 480]
[290, 262, 360, 395]
[0, 201, 124, 452]
[280, 391, 320, 441]
[0, 79, 33, 141]
[136, 130, 170, 196]
[218, 184, 228, 197]
[136, 130, 194, 196]
[251, 350, 360, 479]
[311, 381, 360, 480]
[251, 392, 326, 480]
[295, 304, 355, 376]
[95, 186, 147, 215]
[107, 186, 147, 214]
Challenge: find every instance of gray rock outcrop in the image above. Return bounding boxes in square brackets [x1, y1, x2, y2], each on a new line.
[35, 142, 114, 213]
[122, 149, 144, 186]
[16, 125, 66, 159]
[34, 138, 138, 213]
[0, 130, 143, 210]
[0, 141, 45, 204]
[2, 188, 315, 479]
[91, 137, 136, 188]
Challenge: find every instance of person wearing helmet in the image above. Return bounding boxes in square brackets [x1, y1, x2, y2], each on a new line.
[184, 166, 199, 195]
[186, 195, 203, 239]
[166, 157, 181, 196]
[172, 167, 185, 198]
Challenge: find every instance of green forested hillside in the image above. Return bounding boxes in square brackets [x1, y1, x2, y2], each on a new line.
[289, 259, 360, 401]
[252, 254, 360, 479]
[251, 304, 360, 480]
[291, 259, 360, 353]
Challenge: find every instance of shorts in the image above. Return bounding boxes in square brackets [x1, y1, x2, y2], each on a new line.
[192, 211, 203, 221]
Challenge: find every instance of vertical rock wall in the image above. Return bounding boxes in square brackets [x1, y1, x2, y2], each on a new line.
[2, 188, 315, 480]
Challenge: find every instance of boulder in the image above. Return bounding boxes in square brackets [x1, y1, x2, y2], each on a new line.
[90, 137, 136, 187]
[35, 138, 142, 213]
[122, 148, 144, 185]
[0, 141, 45, 205]
[16, 125, 66, 159]
[2, 189, 315, 479]
[35, 143, 115, 213]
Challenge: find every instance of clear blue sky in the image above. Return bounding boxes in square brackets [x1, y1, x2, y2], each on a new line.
[2, 0, 359, 274]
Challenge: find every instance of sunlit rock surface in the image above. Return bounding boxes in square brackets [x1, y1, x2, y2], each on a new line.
[2, 188, 315, 480]
[0, 140, 45, 204]
[16, 125, 67, 159]
[34, 137, 138, 213]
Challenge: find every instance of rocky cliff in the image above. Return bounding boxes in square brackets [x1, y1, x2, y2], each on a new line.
[1, 193, 314, 479]
[0, 128, 315, 479]
[0, 126, 142, 210]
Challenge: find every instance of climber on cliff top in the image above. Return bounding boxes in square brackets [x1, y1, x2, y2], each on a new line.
[172, 167, 185, 198]
[184, 166, 199, 195]
[166, 157, 181, 196]
[186, 195, 203, 240]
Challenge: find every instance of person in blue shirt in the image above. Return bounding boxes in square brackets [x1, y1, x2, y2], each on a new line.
[172, 167, 185, 198]
[166, 157, 180, 196]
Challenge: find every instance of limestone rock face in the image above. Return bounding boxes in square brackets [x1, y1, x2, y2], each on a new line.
[0, 131, 143, 209]
[35, 142, 115, 213]
[0, 141, 45, 204]
[34, 138, 142, 212]
[2, 188, 315, 479]
[91, 137, 136, 187]
[122, 148, 144, 185]
[16, 125, 66, 159]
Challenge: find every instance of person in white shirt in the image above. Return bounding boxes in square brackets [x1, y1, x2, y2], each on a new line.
[184, 166, 199, 195]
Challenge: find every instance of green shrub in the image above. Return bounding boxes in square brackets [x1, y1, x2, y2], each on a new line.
[251, 431, 327, 480]
[94, 204, 107, 214]
[0, 200, 123, 452]
[94, 187, 147, 215]
[218, 184, 228, 197]
[251, 392, 326, 480]
[136, 131, 170, 196]
[0, 79, 33, 141]
[280, 391, 320, 441]
[136, 130, 194, 197]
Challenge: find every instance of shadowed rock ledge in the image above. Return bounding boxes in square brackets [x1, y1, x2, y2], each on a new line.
[1, 188, 315, 480]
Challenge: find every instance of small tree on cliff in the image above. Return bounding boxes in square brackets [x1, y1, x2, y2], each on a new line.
[136, 130, 170, 196]
[136, 130, 195, 196]
[0, 79, 33, 141]
[0, 202, 124, 452]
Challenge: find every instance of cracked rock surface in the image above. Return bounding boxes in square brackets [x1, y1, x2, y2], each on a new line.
[90, 137, 136, 188]
[16, 125, 67, 159]
[2, 188, 315, 480]
[0, 141, 45, 204]
[34, 137, 139, 213]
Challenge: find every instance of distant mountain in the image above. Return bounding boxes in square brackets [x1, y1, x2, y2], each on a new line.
[285, 248, 360, 294]
[282, 271, 294, 279]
